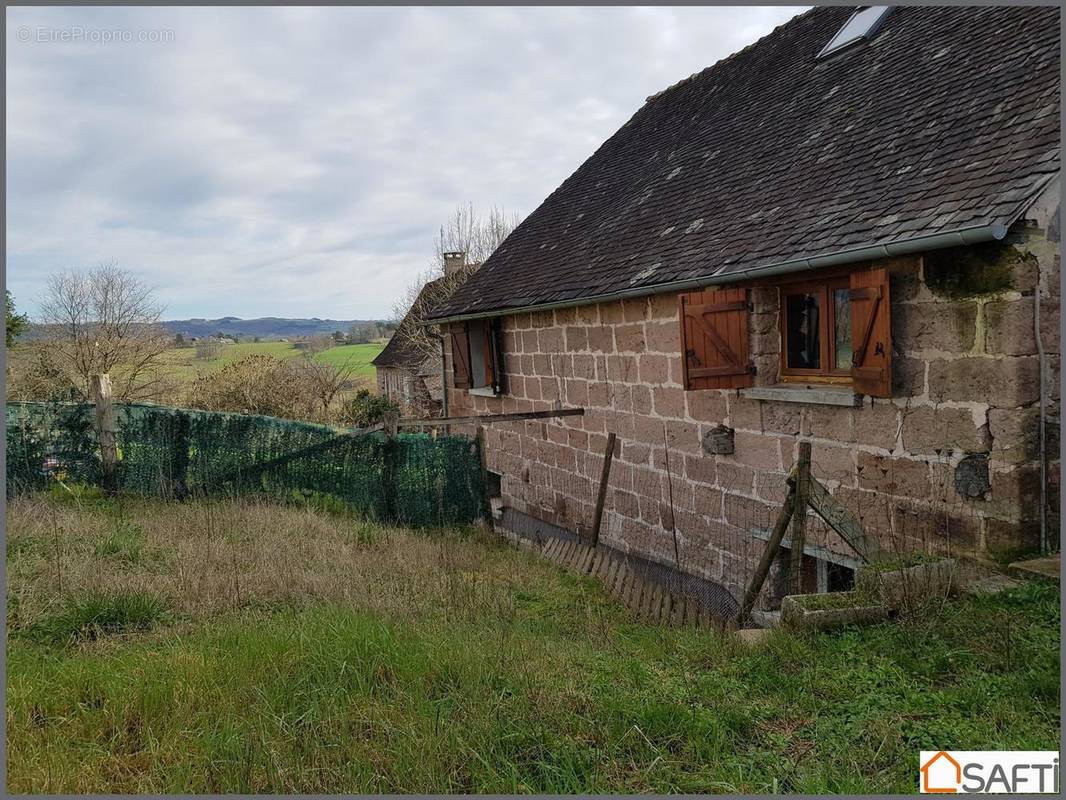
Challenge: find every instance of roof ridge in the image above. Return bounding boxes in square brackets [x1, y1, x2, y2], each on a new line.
[644, 6, 819, 104]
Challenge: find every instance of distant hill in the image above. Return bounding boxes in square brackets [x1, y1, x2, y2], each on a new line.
[162, 317, 387, 340]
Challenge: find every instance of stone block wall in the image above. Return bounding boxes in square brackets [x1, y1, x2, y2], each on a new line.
[444, 212, 1059, 603]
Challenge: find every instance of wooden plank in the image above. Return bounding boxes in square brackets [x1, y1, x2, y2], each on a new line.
[789, 442, 812, 596]
[395, 408, 584, 429]
[684, 597, 700, 627]
[646, 585, 664, 621]
[605, 562, 619, 594]
[670, 594, 685, 627]
[806, 477, 881, 562]
[566, 542, 581, 569]
[661, 591, 673, 625]
[611, 564, 629, 597]
[698, 607, 713, 629]
[588, 550, 601, 575]
[589, 432, 617, 547]
[625, 574, 642, 612]
[736, 486, 797, 627]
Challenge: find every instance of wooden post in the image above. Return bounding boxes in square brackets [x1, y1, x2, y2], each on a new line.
[788, 441, 811, 595]
[589, 432, 617, 548]
[475, 425, 495, 534]
[736, 486, 796, 627]
[90, 374, 118, 494]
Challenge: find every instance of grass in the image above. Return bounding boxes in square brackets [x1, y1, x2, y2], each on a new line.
[5, 492, 1060, 793]
[159, 340, 385, 380]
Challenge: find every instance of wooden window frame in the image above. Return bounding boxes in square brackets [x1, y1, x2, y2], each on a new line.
[777, 275, 853, 385]
[452, 318, 506, 395]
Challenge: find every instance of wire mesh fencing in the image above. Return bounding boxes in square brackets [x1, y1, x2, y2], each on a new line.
[5, 401, 484, 527]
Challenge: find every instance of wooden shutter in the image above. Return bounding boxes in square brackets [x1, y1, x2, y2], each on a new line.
[679, 287, 753, 390]
[849, 268, 892, 397]
[449, 322, 471, 389]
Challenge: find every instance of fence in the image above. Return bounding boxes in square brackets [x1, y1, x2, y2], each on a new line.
[5, 401, 484, 527]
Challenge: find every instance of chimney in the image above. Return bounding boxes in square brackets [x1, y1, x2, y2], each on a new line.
[442, 251, 467, 276]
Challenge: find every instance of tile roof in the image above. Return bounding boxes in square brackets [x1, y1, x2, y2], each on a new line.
[429, 5, 1060, 320]
[371, 276, 448, 369]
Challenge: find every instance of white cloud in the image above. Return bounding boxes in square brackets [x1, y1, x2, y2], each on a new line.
[6, 5, 805, 319]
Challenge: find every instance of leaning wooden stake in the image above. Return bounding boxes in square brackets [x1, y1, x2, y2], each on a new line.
[788, 441, 812, 595]
[90, 374, 118, 494]
[736, 484, 797, 627]
[589, 432, 617, 547]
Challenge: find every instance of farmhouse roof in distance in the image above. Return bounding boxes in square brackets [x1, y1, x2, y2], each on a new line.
[428, 5, 1060, 321]
[371, 276, 448, 370]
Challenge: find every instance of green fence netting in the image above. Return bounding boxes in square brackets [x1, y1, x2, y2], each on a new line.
[5, 401, 484, 527]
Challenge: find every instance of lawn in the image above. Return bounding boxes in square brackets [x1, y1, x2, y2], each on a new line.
[5, 489, 1060, 793]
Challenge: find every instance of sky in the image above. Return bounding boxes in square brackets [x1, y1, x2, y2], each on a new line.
[6, 5, 805, 321]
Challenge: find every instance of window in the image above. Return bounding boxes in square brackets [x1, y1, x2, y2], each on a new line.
[779, 276, 852, 382]
[449, 318, 505, 395]
[818, 6, 893, 58]
[678, 267, 892, 397]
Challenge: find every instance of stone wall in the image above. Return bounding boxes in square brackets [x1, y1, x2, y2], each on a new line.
[445, 211, 1060, 603]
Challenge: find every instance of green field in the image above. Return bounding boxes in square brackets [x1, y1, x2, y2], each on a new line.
[5, 490, 1060, 794]
[162, 340, 385, 380]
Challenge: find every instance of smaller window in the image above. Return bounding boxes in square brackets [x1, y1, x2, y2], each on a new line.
[779, 276, 851, 383]
[818, 6, 893, 58]
[451, 318, 506, 395]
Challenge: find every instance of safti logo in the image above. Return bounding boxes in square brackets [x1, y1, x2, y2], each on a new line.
[920, 751, 1060, 794]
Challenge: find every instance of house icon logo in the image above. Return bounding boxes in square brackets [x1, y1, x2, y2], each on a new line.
[921, 751, 962, 793]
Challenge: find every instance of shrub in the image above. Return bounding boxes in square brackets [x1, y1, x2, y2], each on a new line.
[341, 388, 399, 428]
[189, 355, 319, 420]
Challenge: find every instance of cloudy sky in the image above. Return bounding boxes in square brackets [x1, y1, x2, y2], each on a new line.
[6, 5, 804, 321]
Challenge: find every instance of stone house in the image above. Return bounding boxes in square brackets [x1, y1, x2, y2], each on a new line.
[373, 253, 477, 416]
[425, 6, 1060, 607]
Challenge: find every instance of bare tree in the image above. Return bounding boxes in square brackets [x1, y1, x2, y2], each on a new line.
[431, 203, 521, 272]
[37, 263, 172, 401]
[391, 203, 521, 363]
[293, 354, 364, 416]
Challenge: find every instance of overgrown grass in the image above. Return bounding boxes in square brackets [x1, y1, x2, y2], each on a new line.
[5, 493, 1060, 793]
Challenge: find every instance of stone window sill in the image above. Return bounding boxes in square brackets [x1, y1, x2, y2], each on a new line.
[741, 384, 861, 407]
[469, 386, 500, 398]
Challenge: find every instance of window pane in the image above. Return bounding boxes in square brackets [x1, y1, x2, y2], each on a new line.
[785, 292, 820, 370]
[834, 288, 852, 371]
[469, 320, 487, 388]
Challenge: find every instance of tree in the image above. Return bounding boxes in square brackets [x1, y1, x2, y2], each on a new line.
[195, 339, 223, 360]
[348, 321, 383, 344]
[293, 354, 363, 416]
[174, 333, 186, 347]
[392, 203, 521, 364]
[5, 290, 29, 347]
[36, 264, 172, 401]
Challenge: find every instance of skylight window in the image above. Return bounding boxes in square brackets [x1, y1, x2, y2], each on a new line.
[818, 6, 893, 58]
